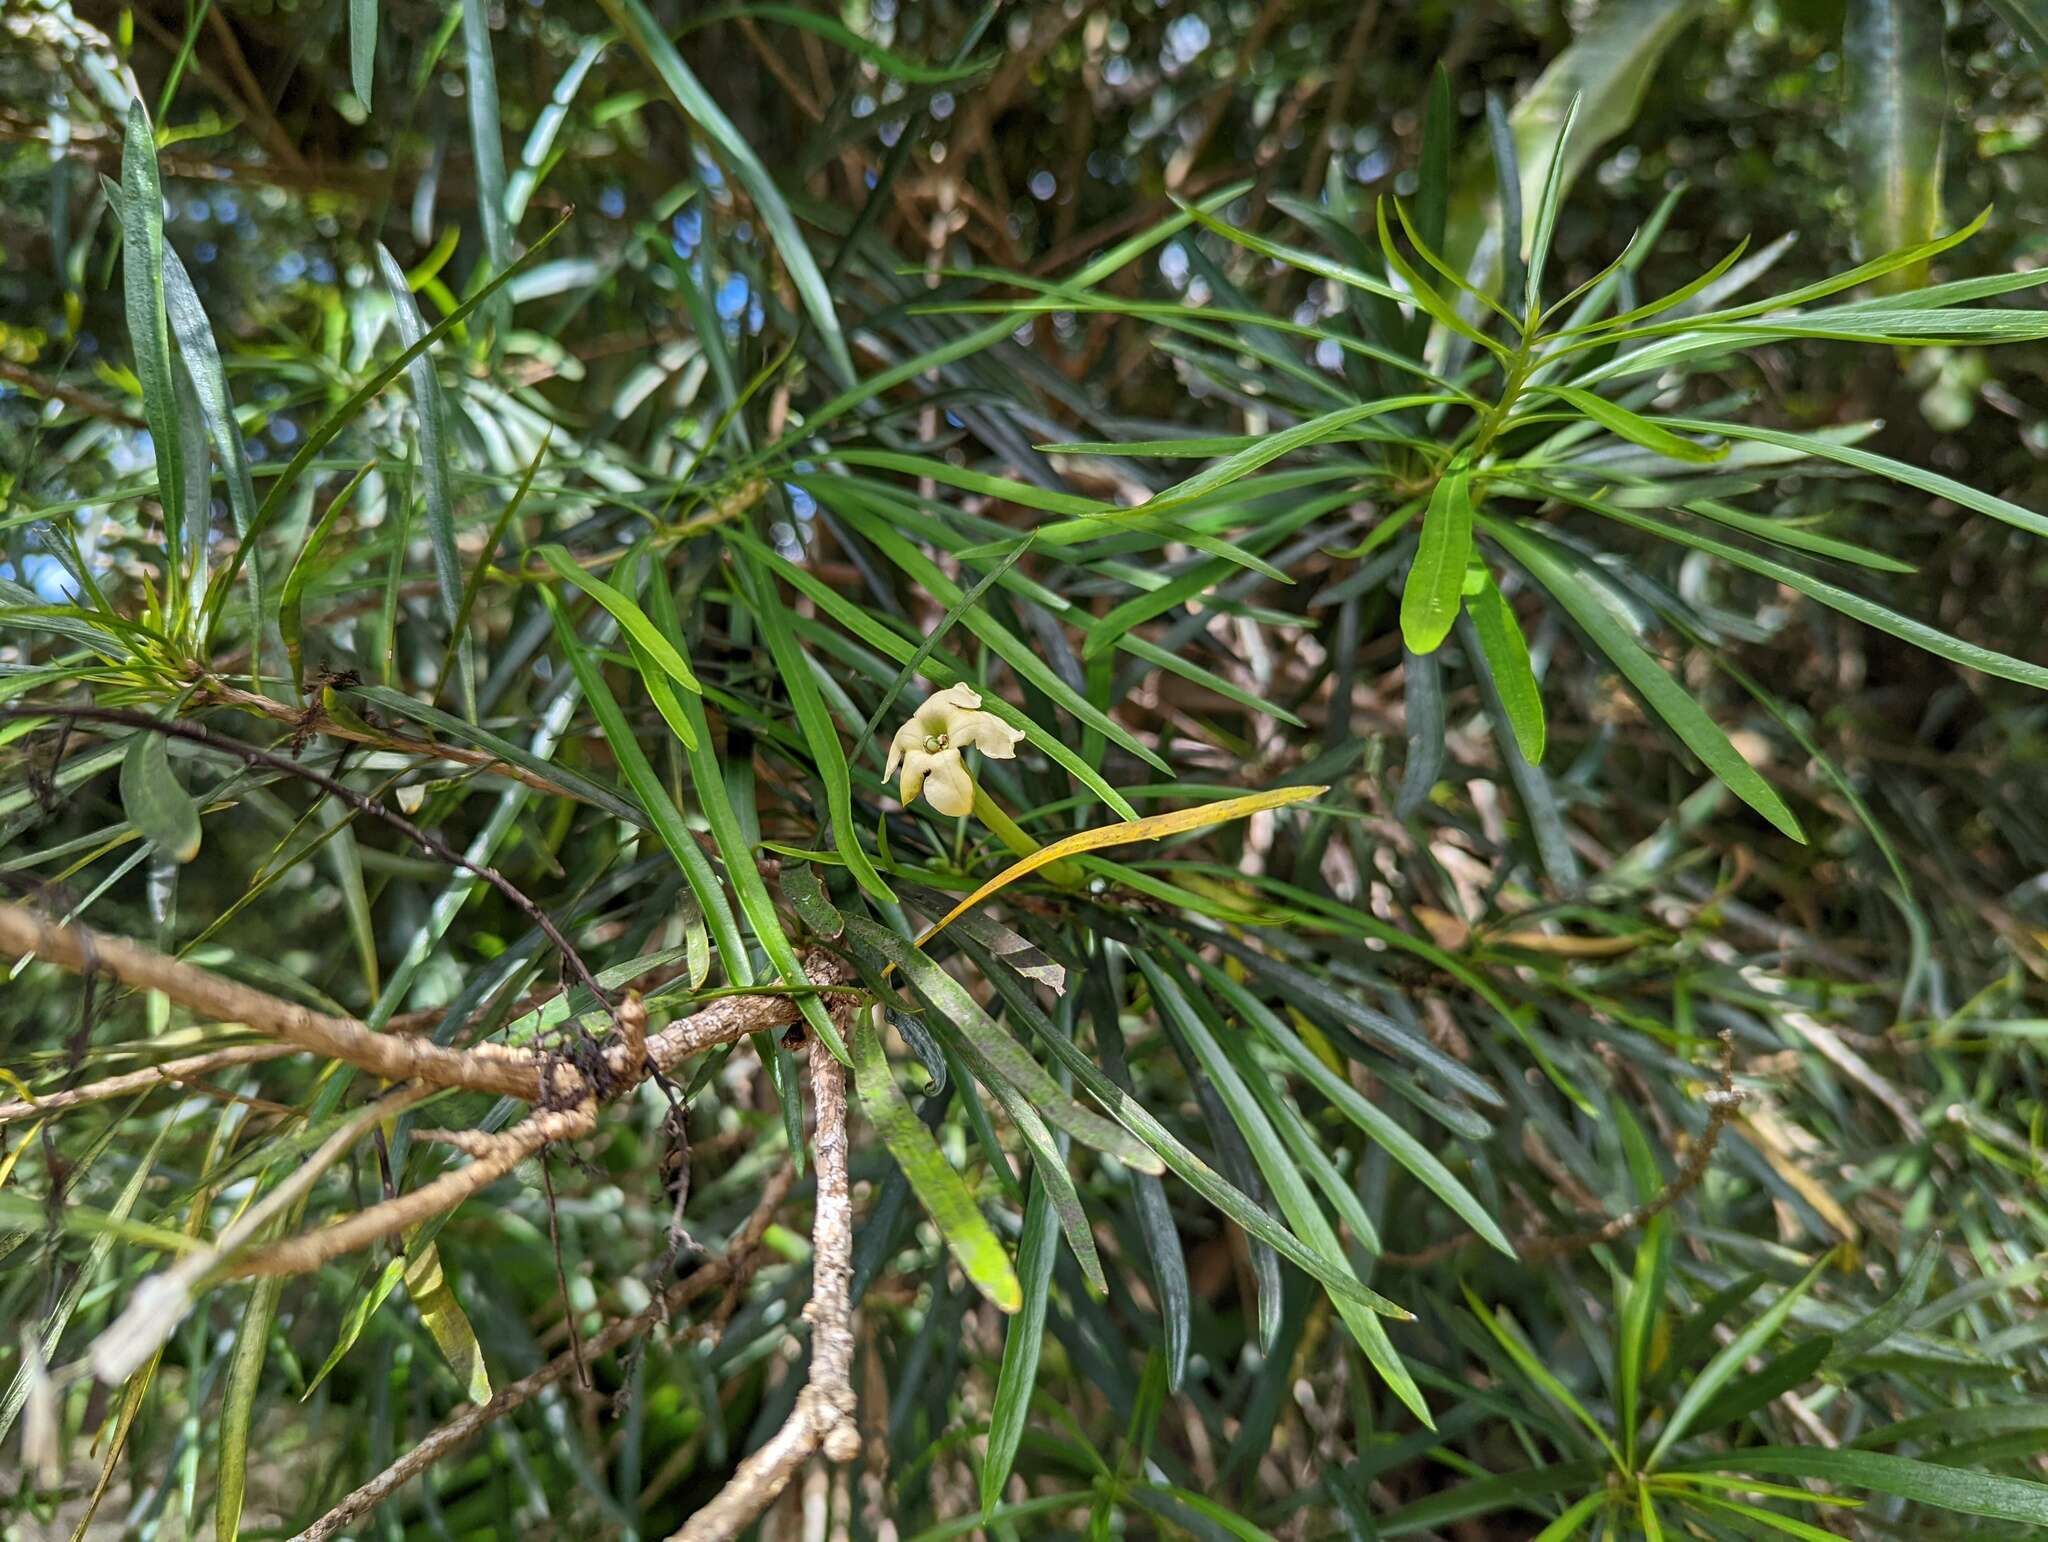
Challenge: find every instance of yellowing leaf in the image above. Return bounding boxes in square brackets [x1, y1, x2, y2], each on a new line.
[912, 786, 1328, 951]
[404, 1241, 492, 1404]
[1737, 1109, 1861, 1249]
[0, 1122, 43, 1190]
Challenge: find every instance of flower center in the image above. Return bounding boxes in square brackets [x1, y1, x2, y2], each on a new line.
[923, 732, 949, 753]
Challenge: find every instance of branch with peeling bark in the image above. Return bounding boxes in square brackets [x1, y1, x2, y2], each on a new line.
[289, 1037, 861, 1542]
[294, 1160, 800, 1542]
[3, 898, 855, 1272]
[670, 1034, 861, 1542]
[5, 896, 870, 1538]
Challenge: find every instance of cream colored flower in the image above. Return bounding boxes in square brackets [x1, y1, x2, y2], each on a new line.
[884, 685, 1026, 817]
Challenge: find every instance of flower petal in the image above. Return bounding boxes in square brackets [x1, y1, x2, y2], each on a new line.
[921, 752, 976, 817]
[897, 747, 937, 806]
[885, 718, 923, 781]
[918, 683, 985, 732]
[948, 709, 1027, 760]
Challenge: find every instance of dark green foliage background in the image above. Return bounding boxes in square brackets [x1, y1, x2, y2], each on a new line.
[5, 2, 2048, 1539]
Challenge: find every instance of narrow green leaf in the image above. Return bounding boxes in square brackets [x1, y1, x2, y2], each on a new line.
[304, 1259, 405, 1399]
[1467, 573, 1545, 762]
[460, 0, 512, 284]
[1529, 385, 1725, 462]
[1380, 1461, 1609, 1538]
[216, 1276, 282, 1542]
[1136, 956, 1428, 1425]
[1686, 1335, 1832, 1434]
[1563, 490, 2048, 691]
[1618, 1202, 1672, 1466]
[537, 544, 702, 696]
[317, 799, 380, 1001]
[1485, 91, 1527, 302]
[208, 212, 565, 619]
[1464, 1285, 1620, 1464]
[121, 730, 201, 863]
[1417, 66, 1453, 254]
[1681, 497, 1915, 573]
[736, 552, 891, 900]
[1483, 515, 1805, 841]
[1523, 93, 1582, 312]
[827, 505, 1170, 776]
[1648, 1254, 1831, 1468]
[375, 243, 474, 719]
[599, 0, 853, 380]
[726, 529, 1141, 820]
[349, 0, 376, 107]
[1377, 198, 1508, 358]
[658, 612, 846, 1062]
[121, 101, 186, 580]
[347, 682, 647, 827]
[539, 589, 748, 978]
[843, 918, 1161, 1174]
[981, 1173, 1057, 1511]
[1402, 466, 1474, 654]
[1845, 0, 1947, 290]
[1193, 957, 1516, 1256]
[508, 38, 606, 222]
[161, 243, 264, 660]
[1532, 1493, 1608, 1542]
[1829, 1233, 1941, 1366]
[1665, 1448, 2048, 1526]
[278, 461, 373, 694]
[1672, 1492, 1847, 1542]
[780, 862, 844, 938]
[1665, 417, 2048, 542]
[851, 1007, 1021, 1313]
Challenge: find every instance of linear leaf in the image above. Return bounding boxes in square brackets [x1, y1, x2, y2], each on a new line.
[121, 101, 186, 582]
[1845, 0, 1947, 290]
[1467, 573, 1546, 762]
[851, 1007, 1020, 1313]
[599, 0, 853, 380]
[1648, 1254, 1831, 1467]
[1401, 465, 1473, 654]
[121, 730, 201, 863]
[1483, 515, 1805, 841]
[845, 917, 1161, 1174]
[981, 1173, 1058, 1511]
[376, 243, 474, 719]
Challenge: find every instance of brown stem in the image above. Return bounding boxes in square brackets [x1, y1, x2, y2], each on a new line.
[668, 1034, 860, 1542]
[292, 1164, 800, 1542]
[229, 1097, 598, 1279]
[0, 361, 146, 427]
[0, 901, 551, 1101]
[199, 682, 589, 802]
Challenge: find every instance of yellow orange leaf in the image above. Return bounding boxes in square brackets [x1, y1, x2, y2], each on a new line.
[0, 1121, 43, 1190]
[913, 785, 1327, 951]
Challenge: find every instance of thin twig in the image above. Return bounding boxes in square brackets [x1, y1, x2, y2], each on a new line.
[0, 997, 554, 1125]
[0, 361, 146, 427]
[669, 1033, 861, 1542]
[229, 1097, 598, 1279]
[0, 1041, 297, 1123]
[1, 706, 618, 1020]
[292, 1165, 801, 1542]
